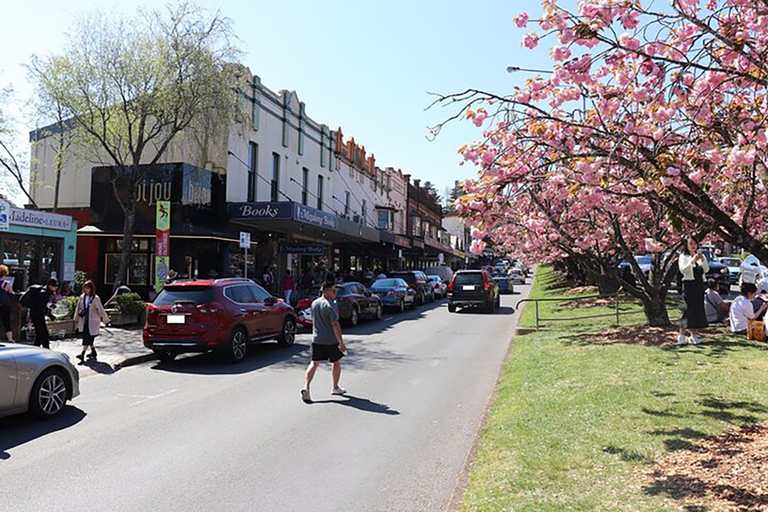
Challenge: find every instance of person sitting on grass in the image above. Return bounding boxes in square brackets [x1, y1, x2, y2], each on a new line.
[729, 283, 768, 335]
[704, 279, 730, 325]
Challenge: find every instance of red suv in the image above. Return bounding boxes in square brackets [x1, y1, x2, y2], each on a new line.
[143, 278, 297, 363]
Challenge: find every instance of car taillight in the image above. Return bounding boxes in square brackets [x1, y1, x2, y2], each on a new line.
[146, 304, 158, 323]
[297, 298, 312, 309]
[197, 302, 225, 314]
[485, 281, 492, 291]
[447, 277, 455, 292]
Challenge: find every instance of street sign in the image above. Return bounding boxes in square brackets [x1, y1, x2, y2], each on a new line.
[0, 200, 9, 231]
[239, 231, 251, 249]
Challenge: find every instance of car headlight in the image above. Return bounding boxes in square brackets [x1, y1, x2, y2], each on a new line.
[721, 268, 728, 274]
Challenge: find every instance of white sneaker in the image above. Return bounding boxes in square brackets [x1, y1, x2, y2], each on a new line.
[332, 386, 347, 396]
[677, 335, 687, 346]
[691, 335, 702, 345]
[300, 388, 311, 403]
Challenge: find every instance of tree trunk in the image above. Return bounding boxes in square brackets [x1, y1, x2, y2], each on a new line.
[114, 186, 138, 293]
[641, 288, 671, 327]
[53, 152, 62, 212]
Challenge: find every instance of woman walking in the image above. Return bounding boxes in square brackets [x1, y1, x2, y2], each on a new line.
[0, 265, 14, 342]
[74, 280, 110, 364]
[678, 238, 709, 345]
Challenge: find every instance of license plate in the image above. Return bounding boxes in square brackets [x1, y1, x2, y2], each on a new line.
[166, 315, 186, 324]
[463, 285, 475, 290]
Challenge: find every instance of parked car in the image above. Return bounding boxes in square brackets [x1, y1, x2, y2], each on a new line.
[618, 255, 653, 278]
[143, 278, 297, 363]
[0, 342, 80, 419]
[493, 272, 513, 294]
[390, 271, 434, 304]
[718, 257, 742, 284]
[508, 267, 526, 285]
[447, 270, 500, 313]
[370, 278, 416, 312]
[424, 265, 454, 283]
[740, 255, 768, 285]
[427, 275, 448, 299]
[334, 282, 383, 327]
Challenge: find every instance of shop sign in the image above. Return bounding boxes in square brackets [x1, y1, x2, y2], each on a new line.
[294, 204, 338, 230]
[7, 207, 72, 231]
[280, 243, 326, 256]
[155, 201, 171, 293]
[228, 202, 294, 221]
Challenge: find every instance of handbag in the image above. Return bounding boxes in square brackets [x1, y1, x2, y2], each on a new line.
[747, 319, 765, 342]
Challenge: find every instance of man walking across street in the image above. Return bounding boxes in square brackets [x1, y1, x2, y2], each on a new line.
[301, 281, 347, 403]
[22, 278, 58, 349]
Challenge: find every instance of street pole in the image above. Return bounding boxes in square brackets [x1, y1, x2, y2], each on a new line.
[244, 247, 248, 279]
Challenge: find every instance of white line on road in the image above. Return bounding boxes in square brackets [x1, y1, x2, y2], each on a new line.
[116, 389, 178, 407]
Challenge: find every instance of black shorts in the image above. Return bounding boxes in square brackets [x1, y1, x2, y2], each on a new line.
[311, 343, 344, 362]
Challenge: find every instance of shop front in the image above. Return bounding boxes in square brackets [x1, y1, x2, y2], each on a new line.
[0, 200, 77, 292]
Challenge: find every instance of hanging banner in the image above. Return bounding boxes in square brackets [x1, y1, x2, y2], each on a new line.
[155, 201, 171, 293]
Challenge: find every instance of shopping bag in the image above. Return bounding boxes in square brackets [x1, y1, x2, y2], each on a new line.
[747, 319, 765, 342]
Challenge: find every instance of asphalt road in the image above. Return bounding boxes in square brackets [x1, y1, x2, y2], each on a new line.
[0, 284, 530, 512]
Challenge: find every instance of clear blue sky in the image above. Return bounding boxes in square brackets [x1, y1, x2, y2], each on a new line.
[0, 0, 548, 200]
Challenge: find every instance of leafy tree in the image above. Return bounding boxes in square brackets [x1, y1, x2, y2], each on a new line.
[29, 2, 241, 291]
[0, 88, 37, 207]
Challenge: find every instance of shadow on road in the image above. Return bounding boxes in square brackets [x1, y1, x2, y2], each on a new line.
[151, 343, 309, 376]
[454, 305, 516, 316]
[0, 406, 87, 459]
[310, 395, 400, 415]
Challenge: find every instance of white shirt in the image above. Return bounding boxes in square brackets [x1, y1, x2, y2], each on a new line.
[730, 295, 755, 333]
[678, 253, 709, 281]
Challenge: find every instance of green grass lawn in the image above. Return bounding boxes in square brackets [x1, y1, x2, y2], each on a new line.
[463, 266, 768, 511]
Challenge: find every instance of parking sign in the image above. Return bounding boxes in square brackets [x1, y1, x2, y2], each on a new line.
[0, 200, 9, 231]
[239, 231, 251, 249]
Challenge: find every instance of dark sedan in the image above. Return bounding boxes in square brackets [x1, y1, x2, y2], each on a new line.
[335, 282, 383, 327]
[369, 278, 416, 312]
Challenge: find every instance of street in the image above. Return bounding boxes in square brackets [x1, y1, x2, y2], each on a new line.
[0, 286, 529, 512]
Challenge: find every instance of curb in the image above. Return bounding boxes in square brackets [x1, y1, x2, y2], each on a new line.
[445, 269, 536, 512]
[113, 353, 157, 370]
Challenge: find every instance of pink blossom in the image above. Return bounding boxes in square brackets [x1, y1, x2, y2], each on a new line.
[469, 239, 487, 255]
[514, 12, 529, 28]
[551, 46, 572, 62]
[470, 226, 487, 240]
[522, 32, 540, 49]
[645, 239, 664, 253]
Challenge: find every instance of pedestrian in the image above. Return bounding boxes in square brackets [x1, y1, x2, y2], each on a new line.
[301, 281, 347, 403]
[730, 282, 768, 335]
[262, 265, 274, 293]
[704, 278, 730, 325]
[282, 270, 295, 305]
[678, 238, 708, 345]
[21, 278, 58, 349]
[74, 280, 111, 364]
[0, 265, 14, 342]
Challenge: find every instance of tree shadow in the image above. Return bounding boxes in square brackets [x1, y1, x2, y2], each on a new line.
[602, 445, 654, 463]
[0, 406, 86, 459]
[309, 395, 400, 415]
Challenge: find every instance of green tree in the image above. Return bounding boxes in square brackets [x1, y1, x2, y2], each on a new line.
[29, 2, 241, 291]
[0, 88, 37, 207]
[444, 180, 465, 214]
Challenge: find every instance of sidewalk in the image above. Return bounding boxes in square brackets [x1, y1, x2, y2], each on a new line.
[48, 326, 155, 374]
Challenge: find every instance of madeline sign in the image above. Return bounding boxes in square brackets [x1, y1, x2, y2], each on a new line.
[228, 202, 339, 230]
[7, 207, 72, 231]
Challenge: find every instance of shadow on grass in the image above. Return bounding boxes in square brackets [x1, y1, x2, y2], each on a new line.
[603, 445, 654, 463]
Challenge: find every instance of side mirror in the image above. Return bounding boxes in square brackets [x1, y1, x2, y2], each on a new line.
[264, 296, 276, 306]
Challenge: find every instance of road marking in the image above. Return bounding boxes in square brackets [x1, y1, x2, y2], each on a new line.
[117, 389, 178, 407]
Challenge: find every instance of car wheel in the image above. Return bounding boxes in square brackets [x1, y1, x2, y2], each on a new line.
[349, 306, 359, 327]
[29, 368, 69, 420]
[485, 300, 494, 313]
[374, 303, 383, 320]
[448, 303, 457, 313]
[277, 317, 297, 347]
[154, 350, 177, 363]
[225, 327, 248, 363]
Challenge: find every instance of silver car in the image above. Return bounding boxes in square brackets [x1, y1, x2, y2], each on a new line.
[0, 343, 80, 419]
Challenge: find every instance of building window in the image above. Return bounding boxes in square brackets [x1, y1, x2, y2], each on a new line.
[412, 216, 420, 236]
[344, 191, 350, 217]
[248, 142, 258, 202]
[271, 152, 280, 202]
[361, 200, 367, 225]
[317, 175, 324, 210]
[378, 210, 389, 230]
[302, 168, 309, 206]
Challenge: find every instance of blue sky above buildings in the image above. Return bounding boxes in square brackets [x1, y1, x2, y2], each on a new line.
[1, 0, 548, 200]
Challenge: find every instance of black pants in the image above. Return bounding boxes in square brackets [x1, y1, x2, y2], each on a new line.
[31, 314, 50, 349]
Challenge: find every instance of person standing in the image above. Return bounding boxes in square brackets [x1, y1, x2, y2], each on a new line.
[0, 265, 14, 342]
[23, 278, 58, 349]
[262, 265, 275, 294]
[282, 270, 295, 305]
[301, 281, 347, 403]
[74, 280, 111, 364]
[678, 238, 708, 345]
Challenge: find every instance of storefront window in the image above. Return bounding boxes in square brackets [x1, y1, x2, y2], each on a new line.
[41, 240, 60, 281]
[23, 239, 40, 286]
[105, 254, 122, 285]
[129, 254, 150, 285]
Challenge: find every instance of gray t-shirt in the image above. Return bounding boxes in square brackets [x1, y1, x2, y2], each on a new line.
[704, 288, 724, 323]
[312, 296, 340, 345]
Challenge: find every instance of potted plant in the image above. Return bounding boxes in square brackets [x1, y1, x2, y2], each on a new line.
[48, 296, 80, 339]
[107, 293, 146, 326]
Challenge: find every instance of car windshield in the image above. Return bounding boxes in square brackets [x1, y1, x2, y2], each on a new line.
[392, 273, 416, 284]
[154, 287, 214, 306]
[372, 279, 401, 288]
[454, 272, 484, 285]
[493, 273, 506, 278]
[721, 258, 740, 267]
[635, 255, 652, 265]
